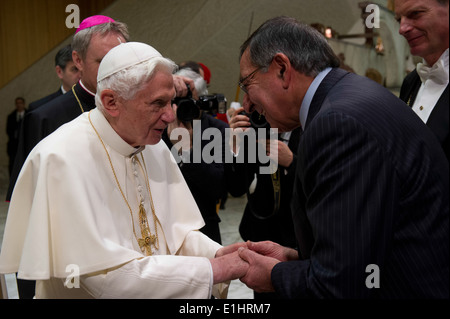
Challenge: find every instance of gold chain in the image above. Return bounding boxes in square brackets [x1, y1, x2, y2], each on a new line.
[72, 84, 85, 113]
[135, 156, 160, 253]
[88, 110, 159, 255]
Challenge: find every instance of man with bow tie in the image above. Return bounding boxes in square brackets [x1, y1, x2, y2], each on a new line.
[395, 0, 449, 160]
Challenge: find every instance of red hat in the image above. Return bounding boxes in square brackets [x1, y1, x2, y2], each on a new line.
[198, 62, 211, 85]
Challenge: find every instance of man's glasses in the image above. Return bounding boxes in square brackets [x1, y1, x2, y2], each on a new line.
[238, 67, 262, 94]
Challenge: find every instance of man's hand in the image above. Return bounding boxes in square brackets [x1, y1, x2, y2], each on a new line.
[246, 241, 299, 262]
[266, 139, 293, 168]
[173, 75, 198, 99]
[238, 247, 280, 293]
[228, 106, 251, 154]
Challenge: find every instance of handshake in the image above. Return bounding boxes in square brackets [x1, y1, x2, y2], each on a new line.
[210, 241, 299, 293]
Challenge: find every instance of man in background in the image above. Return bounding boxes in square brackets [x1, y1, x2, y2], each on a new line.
[28, 44, 81, 111]
[6, 97, 27, 177]
[396, 0, 449, 160]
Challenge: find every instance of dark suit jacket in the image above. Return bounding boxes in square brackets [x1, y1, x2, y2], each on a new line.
[226, 127, 301, 248]
[272, 68, 449, 298]
[6, 82, 95, 201]
[6, 109, 28, 157]
[399, 69, 449, 160]
[28, 88, 63, 111]
[6, 109, 29, 176]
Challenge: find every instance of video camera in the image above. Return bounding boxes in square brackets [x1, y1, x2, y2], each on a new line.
[173, 85, 227, 123]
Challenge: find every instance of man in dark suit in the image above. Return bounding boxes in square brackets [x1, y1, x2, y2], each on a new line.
[28, 44, 80, 111]
[235, 17, 448, 298]
[28, 44, 81, 111]
[395, 0, 449, 160]
[6, 97, 27, 176]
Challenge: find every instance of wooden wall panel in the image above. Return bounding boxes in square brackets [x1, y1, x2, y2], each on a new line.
[0, 0, 115, 89]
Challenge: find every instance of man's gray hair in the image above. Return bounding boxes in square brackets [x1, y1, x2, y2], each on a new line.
[72, 21, 130, 59]
[95, 57, 177, 109]
[175, 68, 208, 96]
[240, 16, 340, 77]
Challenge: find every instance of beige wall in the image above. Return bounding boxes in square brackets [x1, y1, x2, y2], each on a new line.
[0, 0, 115, 89]
[0, 0, 407, 186]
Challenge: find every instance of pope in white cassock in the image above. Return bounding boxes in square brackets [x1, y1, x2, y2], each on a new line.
[0, 42, 248, 298]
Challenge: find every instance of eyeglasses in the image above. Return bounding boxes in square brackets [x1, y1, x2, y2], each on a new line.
[238, 67, 262, 94]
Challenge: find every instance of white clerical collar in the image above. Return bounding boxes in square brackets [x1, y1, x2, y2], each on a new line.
[89, 107, 145, 157]
[61, 85, 67, 95]
[299, 67, 332, 129]
[79, 80, 96, 96]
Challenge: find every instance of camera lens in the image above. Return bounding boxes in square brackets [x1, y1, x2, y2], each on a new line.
[176, 99, 200, 122]
[249, 112, 269, 129]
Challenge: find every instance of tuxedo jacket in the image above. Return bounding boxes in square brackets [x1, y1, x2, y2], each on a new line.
[399, 69, 449, 160]
[7, 82, 95, 201]
[28, 88, 63, 111]
[272, 68, 449, 298]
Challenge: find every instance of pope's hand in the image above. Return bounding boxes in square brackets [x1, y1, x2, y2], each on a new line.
[215, 242, 248, 258]
[210, 251, 249, 284]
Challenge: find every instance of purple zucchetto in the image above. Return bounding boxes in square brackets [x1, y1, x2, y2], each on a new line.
[76, 15, 115, 33]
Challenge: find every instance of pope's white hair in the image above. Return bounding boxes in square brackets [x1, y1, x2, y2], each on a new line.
[95, 57, 177, 110]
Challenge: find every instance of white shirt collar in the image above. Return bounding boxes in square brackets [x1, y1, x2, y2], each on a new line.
[299, 67, 332, 129]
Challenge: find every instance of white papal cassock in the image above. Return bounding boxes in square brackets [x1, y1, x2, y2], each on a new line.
[0, 107, 227, 298]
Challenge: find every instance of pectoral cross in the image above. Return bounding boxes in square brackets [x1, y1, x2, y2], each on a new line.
[138, 235, 156, 256]
[138, 203, 157, 256]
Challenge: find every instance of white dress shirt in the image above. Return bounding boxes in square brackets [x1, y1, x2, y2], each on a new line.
[412, 49, 449, 123]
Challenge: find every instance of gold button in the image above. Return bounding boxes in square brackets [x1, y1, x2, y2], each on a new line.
[419, 106, 424, 111]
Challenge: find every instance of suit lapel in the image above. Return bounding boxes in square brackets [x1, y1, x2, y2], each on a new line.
[402, 70, 422, 107]
[426, 85, 449, 143]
